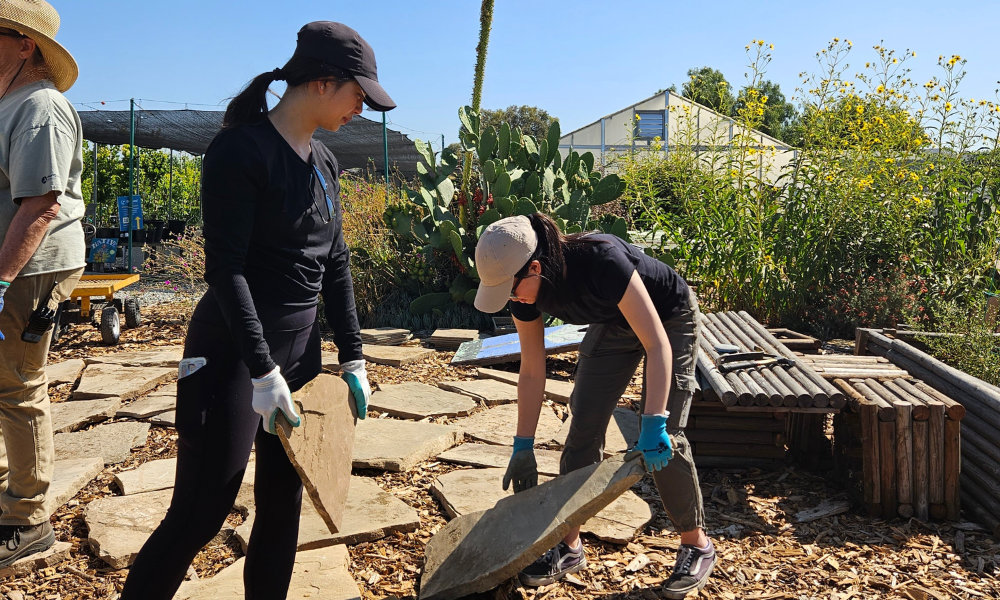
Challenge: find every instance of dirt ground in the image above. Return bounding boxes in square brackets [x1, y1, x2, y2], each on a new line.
[2, 298, 998, 600]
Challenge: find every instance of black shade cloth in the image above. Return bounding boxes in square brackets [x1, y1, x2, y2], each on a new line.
[78, 109, 421, 177]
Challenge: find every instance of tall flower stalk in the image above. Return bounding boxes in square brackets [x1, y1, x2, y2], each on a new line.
[460, 0, 495, 231]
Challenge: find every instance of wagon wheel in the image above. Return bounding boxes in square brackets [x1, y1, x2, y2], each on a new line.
[100, 305, 120, 345]
[124, 298, 141, 329]
[90, 302, 106, 327]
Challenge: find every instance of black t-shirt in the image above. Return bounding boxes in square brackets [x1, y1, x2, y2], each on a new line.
[508, 234, 689, 328]
[201, 118, 362, 377]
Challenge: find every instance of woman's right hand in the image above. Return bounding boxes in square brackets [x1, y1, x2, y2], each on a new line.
[503, 436, 538, 493]
[251, 366, 301, 435]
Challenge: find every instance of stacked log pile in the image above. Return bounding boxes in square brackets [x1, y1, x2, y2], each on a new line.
[686, 400, 788, 468]
[695, 311, 845, 410]
[854, 329, 997, 533]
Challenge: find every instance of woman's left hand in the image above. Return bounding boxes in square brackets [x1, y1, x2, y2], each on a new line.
[636, 413, 673, 472]
[341, 360, 371, 420]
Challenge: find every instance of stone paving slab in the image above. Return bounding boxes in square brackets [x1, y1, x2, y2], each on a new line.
[84, 347, 183, 368]
[437, 443, 563, 476]
[86, 488, 174, 569]
[117, 393, 176, 420]
[370, 382, 477, 419]
[458, 403, 563, 447]
[362, 344, 436, 366]
[173, 545, 360, 600]
[45, 359, 85, 386]
[420, 455, 644, 600]
[552, 407, 639, 454]
[322, 351, 340, 371]
[150, 411, 176, 427]
[87, 488, 234, 569]
[73, 364, 175, 400]
[51, 398, 121, 433]
[277, 374, 356, 533]
[114, 457, 177, 495]
[0, 542, 72, 579]
[437, 379, 518, 407]
[43, 457, 104, 515]
[430, 467, 650, 544]
[235, 477, 420, 552]
[352, 418, 461, 472]
[54, 421, 150, 466]
[477, 368, 574, 404]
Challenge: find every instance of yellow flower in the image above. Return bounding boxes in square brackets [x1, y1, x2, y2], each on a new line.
[911, 51, 917, 57]
[877, 85, 885, 93]
[945, 102, 953, 111]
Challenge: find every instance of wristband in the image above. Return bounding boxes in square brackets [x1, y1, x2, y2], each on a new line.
[512, 436, 534, 453]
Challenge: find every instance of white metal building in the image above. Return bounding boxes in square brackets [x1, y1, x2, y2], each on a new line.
[559, 90, 797, 182]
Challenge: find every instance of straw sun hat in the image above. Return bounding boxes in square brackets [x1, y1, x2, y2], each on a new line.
[0, 0, 77, 92]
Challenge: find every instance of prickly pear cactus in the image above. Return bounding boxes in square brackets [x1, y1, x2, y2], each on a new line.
[386, 106, 628, 315]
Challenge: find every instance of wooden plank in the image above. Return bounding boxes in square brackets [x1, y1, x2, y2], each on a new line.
[693, 442, 786, 459]
[944, 417, 961, 521]
[912, 419, 929, 521]
[879, 419, 897, 519]
[691, 416, 786, 432]
[685, 429, 779, 446]
[860, 400, 880, 506]
[927, 391, 946, 517]
[895, 402, 913, 519]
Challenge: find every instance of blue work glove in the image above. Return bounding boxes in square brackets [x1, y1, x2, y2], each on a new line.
[503, 436, 538, 493]
[340, 359, 371, 420]
[0, 281, 8, 341]
[251, 366, 301, 435]
[636, 413, 673, 472]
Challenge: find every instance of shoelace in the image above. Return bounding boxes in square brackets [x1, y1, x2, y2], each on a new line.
[0, 526, 20, 551]
[673, 546, 695, 576]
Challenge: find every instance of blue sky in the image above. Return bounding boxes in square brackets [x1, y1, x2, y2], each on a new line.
[57, 0, 1000, 152]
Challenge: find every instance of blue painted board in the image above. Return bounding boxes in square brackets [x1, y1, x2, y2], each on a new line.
[451, 324, 588, 366]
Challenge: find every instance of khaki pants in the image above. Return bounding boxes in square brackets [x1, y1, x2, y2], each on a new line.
[0, 267, 83, 525]
[561, 288, 705, 532]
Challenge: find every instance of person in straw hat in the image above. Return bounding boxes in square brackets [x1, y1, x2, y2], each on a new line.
[0, 0, 85, 568]
[474, 214, 716, 598]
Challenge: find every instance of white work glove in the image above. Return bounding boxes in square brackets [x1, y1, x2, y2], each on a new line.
[251, 366, 301, 435]
[340, 359, 371, 420]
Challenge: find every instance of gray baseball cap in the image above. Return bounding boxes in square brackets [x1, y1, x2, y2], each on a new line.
[474, 216, 538, 313]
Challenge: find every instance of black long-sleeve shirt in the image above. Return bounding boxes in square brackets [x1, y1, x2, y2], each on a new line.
[201, 117, 363, 377]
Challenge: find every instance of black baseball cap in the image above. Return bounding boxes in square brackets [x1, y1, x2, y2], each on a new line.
[289, 21, 396, 112]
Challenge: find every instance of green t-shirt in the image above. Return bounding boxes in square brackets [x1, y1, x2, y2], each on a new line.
[0, 79, 85, 276]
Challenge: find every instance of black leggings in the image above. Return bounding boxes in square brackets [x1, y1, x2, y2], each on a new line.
[121, 290, 322, 600]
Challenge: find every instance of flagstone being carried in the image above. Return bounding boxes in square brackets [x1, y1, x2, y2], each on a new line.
[476, 368, 574, 404]
[45, 359, 85, 386]
[458, 403, 563, 446]
[362, 344, 436, 367]
[369, 382, 477, 419]
[552, 407, 639, 454]
[114, 457, 177, 495]
[43, 457, 104, 515]
[51, 398, 121, 433]
[173, 545, 361, 600]
[84, 347, 183, 368]
[437, 379, 518, 407]
[419, 455, 645, 600]
[352, 418, 461, 472]
[437, 443, 563, 477]
[117, 383, 176, 419]
[430, 466, 651, 543]
[234, 477, 420, 552]
[54, 421, 150, 466]
[73, 364, 174, 401]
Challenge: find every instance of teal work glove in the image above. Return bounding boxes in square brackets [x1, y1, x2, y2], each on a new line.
[0, 281, 8, 340]
[636, 413, 673, 472]
[251, 366, 300, 435]
[503, 436, 538, 493]
[340, 359, 370, 420]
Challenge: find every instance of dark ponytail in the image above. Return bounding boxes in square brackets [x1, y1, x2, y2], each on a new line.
[222, 56, 354, 129]
[516, 213, 601, 292]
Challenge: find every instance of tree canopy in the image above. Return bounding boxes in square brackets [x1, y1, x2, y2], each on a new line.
[681, 67, 735, 114]
[733, 80, 799, 144]
[480, 105, 558, 140]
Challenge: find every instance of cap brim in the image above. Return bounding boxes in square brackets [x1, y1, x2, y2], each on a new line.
[355, 74, 396, 111]
[474, 278, 514, 314]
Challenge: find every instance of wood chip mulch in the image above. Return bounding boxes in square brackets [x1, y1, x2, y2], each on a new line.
[3, 301, 997, 600]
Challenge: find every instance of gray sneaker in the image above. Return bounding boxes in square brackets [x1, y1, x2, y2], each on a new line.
[0, 521, 55, 568]
[662, 539, 716, 599]
[518, 541, 586, 587]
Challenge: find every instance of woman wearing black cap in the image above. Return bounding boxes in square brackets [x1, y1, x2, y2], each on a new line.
[121, 22, 394, 599]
